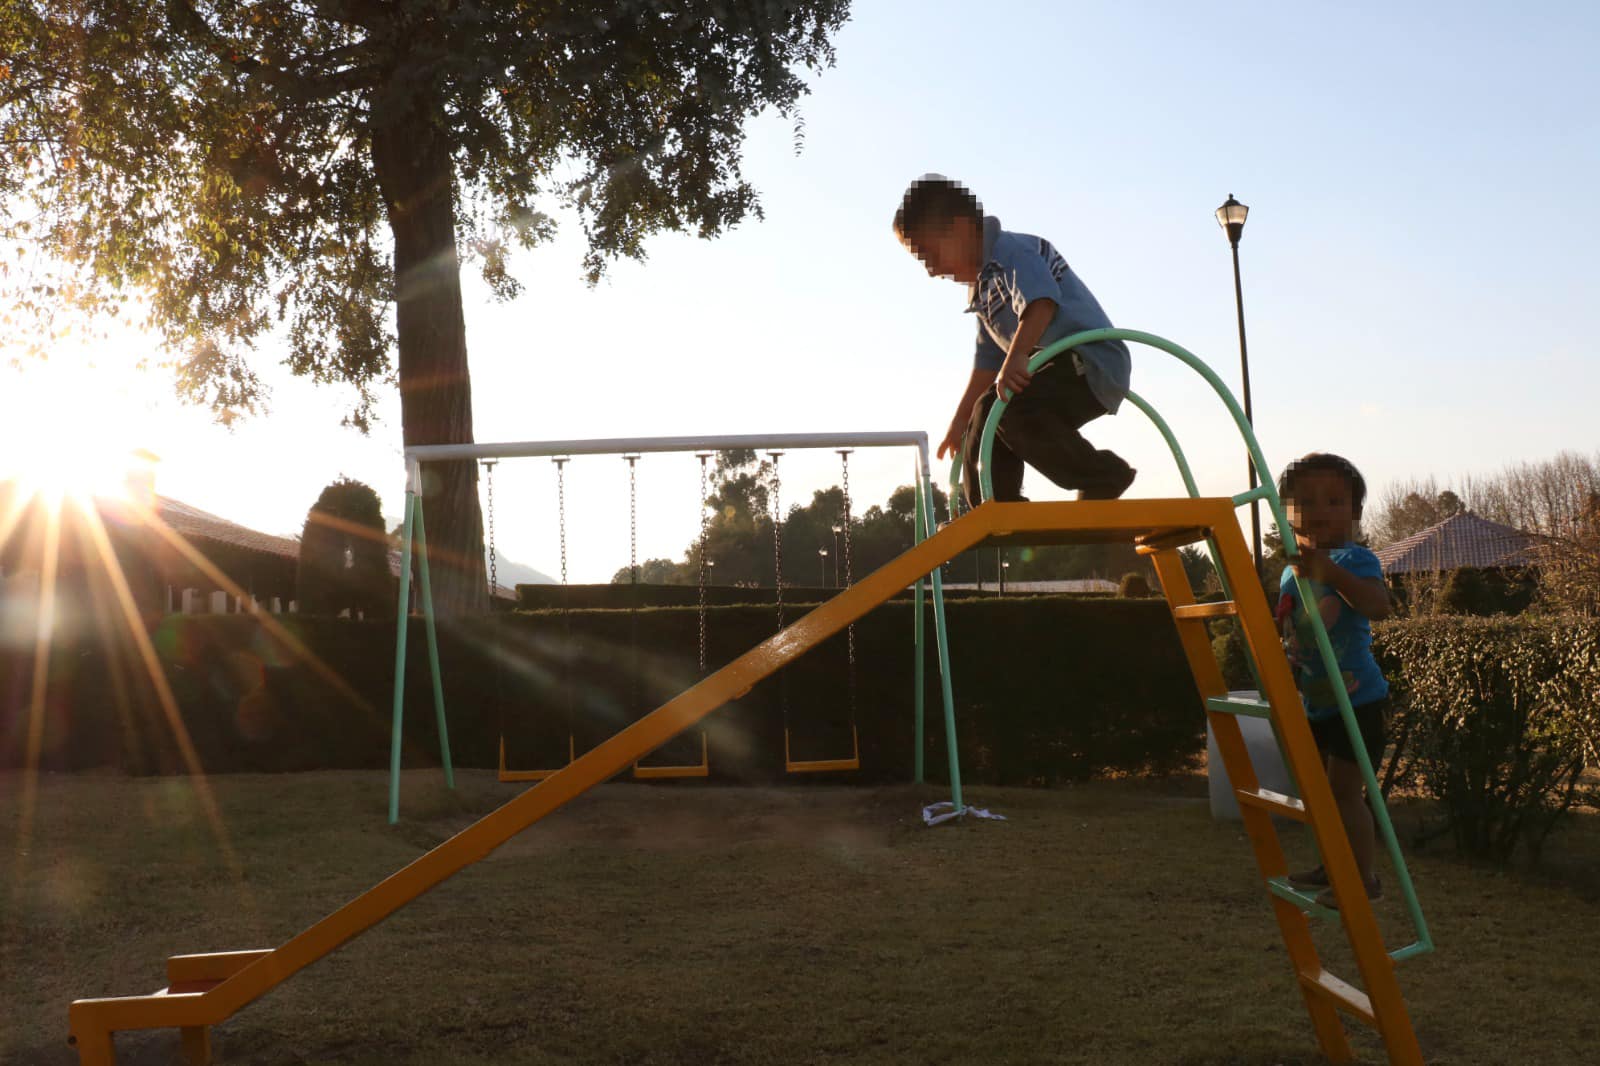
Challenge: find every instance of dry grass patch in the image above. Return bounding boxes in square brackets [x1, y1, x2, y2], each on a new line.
[3, 770, 1597, 1065]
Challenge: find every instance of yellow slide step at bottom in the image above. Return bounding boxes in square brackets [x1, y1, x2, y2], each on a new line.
[1299, 969, 1376, 1027]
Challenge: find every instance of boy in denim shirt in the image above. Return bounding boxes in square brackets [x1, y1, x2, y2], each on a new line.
[893, 175, 1135, 507]
[1274, 453, 1392, 907]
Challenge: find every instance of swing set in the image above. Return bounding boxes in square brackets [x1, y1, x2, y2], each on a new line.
[474, 435, 945, 791]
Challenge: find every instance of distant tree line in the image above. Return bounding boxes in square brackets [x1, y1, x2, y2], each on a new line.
[611, 450, 1155, 589]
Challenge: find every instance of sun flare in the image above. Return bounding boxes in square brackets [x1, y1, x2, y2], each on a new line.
[0, 353, 160, 507]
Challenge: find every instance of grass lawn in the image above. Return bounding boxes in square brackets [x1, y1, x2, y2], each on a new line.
[4, 769, 1598, 1065]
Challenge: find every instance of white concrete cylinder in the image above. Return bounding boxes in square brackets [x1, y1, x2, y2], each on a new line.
[1207, 690, 1300, 820]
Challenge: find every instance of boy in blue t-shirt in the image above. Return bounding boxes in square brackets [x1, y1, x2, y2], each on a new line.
[1274, 453, 1392, 908]
[892, 175, 1136, 507]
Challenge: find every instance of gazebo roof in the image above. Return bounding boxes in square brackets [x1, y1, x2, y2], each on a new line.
[1374, 511, 1537, 575]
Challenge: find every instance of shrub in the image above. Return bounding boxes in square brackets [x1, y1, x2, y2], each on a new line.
[296, 479, 393, 619]
[1118, 572, 1151, 598]
[1375, 615, 1598, 864]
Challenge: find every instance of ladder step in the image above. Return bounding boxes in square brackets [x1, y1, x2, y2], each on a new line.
[1298, 969, 1377, 1027]
[1133, 526, 1210, 554]
[1235, 787, 1306, 822]
[1206, 695, 1274, 719]
[151, 980, 222, 997]
[1173, 600, 1237, 620]
[1266, 876, 1336, 918]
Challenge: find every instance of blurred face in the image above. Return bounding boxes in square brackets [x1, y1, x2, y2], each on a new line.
[1286, 469, 1360, 550]
[901, 215, 982, 284]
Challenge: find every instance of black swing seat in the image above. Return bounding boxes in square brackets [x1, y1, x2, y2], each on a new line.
[783, 723, 860, 774]
[497, 734, 575, 783]
[633, 730, 710, 779]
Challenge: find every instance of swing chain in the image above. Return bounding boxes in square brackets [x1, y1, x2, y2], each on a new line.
[769, 452, 784, 627]
[697, 453, 711, 677]
[554, 457, 573, 725]
[840, 451, 857, 720]
[554, 457, 569, 587]
[626, 455, 640, 584]
[484, 460, 498, 598]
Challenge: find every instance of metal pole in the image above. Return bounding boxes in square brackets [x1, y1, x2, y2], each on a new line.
[924, 468, 963, 814]
[912, 477, 927, 784]
[412, 495, 454, 793]
[388, 487, 417, 825]
[1230, 239, 1262, 576]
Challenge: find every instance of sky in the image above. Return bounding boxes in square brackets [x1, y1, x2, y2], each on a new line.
[3, 1, 1597, 584]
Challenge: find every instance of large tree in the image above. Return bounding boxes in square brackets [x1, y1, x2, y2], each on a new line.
[0, 0, 850, 615]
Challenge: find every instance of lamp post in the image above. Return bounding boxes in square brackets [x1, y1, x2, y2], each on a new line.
[1216, 193, 1262, 576]
[818, 548, 829, 588]
[831, 524, 842, 585]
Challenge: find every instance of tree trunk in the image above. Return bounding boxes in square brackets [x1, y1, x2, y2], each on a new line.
[371, 87, 487, 619]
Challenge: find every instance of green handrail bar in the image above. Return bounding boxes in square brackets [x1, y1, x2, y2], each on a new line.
[919, 466, 964, 814]
[964, 326, 1432, 962]
[912, 477, 927, 783]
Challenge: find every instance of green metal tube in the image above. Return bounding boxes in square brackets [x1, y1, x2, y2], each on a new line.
[1122, 389, 1200, 497]
[912, 470, 927, 784]
[388, 490, 418, 825]
[411, 497, 455, 791]
[970, 327, 1431, 958]
[923, 470, 963, 813]
[1232, 483, 1273, 506]
[1288, 563, 1432, 958]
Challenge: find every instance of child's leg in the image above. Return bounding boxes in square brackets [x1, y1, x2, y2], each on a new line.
[961, 389, 1025, 505]
[997, 363, 1134, 498]
[1326, 755, 1378, 881]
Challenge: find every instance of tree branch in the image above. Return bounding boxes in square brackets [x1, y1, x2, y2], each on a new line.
[166, 0, 378, 104]
[303, 0, 393, 31]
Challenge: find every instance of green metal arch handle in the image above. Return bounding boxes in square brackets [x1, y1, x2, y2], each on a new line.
[975, 329, 1275, 508]
[965, 327, 1432, 959]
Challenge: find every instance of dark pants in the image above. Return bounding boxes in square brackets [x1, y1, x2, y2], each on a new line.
[960, 361, 1134, 507]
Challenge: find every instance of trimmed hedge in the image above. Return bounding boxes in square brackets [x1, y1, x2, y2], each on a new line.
[0, 597, 1206, 785]
[516, 582, 1003, 610]
[1374, 615, 1599, 863]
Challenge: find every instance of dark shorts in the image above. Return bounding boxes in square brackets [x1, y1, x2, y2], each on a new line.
[1309, 696, 1389, 769]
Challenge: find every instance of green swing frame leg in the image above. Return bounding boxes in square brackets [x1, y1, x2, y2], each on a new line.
[389, 477, 455, 826]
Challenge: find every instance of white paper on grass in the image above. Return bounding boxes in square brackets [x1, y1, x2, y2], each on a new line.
[921, 801, 1007, 827]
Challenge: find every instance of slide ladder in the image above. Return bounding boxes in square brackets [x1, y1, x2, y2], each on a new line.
[1140, 512, 1424, 1064]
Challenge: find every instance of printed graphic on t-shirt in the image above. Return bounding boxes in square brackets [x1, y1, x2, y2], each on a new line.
[1275, 592, 1360, 706]
[1037, 238, 1069, 283]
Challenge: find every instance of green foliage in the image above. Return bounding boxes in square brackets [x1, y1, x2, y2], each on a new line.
[1208, 619, 1255, 691]
[1375, 615, 1599, 864]
[296, 478, 392, 618]
[1118, 572, 1151, 598]
[1436, 566, 1538, 617]
[1178, 545, 1217, 594]
[0, 1, 850, 423]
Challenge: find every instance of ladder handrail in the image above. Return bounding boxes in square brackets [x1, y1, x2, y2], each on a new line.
[962, 327, 1431, 961]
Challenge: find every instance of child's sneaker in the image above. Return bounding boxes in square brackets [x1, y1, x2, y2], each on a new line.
[1287, 865, 1328, 890]
[1077, 466, 1137, 501]
[1314, 875, 1382, 910]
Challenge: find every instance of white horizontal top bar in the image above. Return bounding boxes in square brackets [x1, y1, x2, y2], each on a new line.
[405, 431, 931, 467]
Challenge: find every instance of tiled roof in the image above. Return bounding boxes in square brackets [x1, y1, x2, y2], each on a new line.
[154, 496, 300, 559]
[1374, 512, 1537, 574]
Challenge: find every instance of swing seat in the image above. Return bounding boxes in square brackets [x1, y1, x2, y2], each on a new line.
[633, 731, 710, 779]
[497, 734, 576, 783]
[783, 723, 860, 773]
